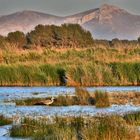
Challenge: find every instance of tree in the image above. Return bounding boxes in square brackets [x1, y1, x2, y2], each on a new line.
[0, 35, 7, 49]
[27, 24, 94, 48]
[7, 31, 26, 48]
[61, 24, 94, 47]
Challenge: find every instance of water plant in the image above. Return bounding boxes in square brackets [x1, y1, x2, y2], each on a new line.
[10, 115, 139, 140]
[0, 47, 140, 86]
[75, 87, 93, 105]
[15, 87, 95, 106]
[94, 90, 110, 108]
[123, 111, 140, 125]
[0, 115, 12, 126]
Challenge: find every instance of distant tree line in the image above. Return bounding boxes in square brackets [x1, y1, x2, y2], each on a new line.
[0, 24, 94, 49]
[0, 24, 140, 50]
[94, 38, 140, 48]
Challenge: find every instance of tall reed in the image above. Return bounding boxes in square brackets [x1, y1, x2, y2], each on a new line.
[10, 115, 139, 140]
[94, 90, 110, 108]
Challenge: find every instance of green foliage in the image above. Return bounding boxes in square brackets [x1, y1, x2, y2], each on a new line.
[57, 68, 67, 86]
[0, 64, 66, 86]
[0, 61, 139, 86]
[27, 24, 94, 48]
[0, 26, 139, 86]
[110, 62, 140, 85]
[0, 35, 7, 49]
[0, 24, 139, 50]
[7, 31, 26, 48]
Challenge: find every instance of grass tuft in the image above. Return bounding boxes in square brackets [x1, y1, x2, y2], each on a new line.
[94, 90, 110, 108]
[75, 87, 92, 105]
[123, 111, 140, 125]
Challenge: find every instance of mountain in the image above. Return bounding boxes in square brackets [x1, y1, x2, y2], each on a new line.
[65, 4, 140, 40]
[0, 10, 63, 36]
[0, 4, 140, 40]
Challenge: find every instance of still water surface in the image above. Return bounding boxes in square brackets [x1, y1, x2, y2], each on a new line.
[0, 86, 139, 118]
[0, 86, 140, 100]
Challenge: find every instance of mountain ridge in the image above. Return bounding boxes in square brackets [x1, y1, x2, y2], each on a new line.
[0, 4, 140, 40]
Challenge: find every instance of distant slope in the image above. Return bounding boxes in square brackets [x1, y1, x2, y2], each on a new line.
[0, 4, 140, 39]
[0, 10, 63, 36]
[65, 4, 140, 40]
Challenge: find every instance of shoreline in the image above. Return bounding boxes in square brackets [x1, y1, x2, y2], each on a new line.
[0, 85, 140, 87]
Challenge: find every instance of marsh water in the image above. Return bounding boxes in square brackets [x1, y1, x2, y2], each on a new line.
[0, 86, 140, 100]
[0, 86, 140, 118]
[0, 86, 140, 138]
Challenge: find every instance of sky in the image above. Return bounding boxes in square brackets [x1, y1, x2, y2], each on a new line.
[0, 0, 140, 16]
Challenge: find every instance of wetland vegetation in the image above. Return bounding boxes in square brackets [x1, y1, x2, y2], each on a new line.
[0, 115, 12, 126]
[15, 88, 110, 107]
[0, 24, 140, 139]
[14, 88, 140, 107]
[0, 24, 139, 86]
[9, 113, 140, 140]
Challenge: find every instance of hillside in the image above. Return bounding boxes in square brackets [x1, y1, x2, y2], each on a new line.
[0, 10, 63, 36]
[0, 4, 140, 39]
[65, 4, 140, 39]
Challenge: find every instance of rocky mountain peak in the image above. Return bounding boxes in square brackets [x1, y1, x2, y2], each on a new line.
[99, 4, 128, 16]
[0, 4, 139, 39]
[98, 4, 128, 24]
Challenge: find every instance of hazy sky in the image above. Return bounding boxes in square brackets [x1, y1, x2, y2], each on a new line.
[0, 0, 140, 16]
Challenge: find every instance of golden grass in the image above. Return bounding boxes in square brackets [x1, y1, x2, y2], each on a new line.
[0, 46, 140, 86]
[94, 90, 110, 108]
[10, 115, 140, 140]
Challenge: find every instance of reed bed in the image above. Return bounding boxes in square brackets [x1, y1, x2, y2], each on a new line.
[0, 46, 140, 86]
[15, 87, 95, 106]
[10, 115, 139, 140]
[15, 89, 140, 107]
[0, 64, 64, 86]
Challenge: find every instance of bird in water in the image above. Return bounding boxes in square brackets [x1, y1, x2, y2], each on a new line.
[34, 97, 55, 106]
[43, 97, 55, 105]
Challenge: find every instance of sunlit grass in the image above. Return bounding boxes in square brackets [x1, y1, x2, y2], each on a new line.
[94, 90, 110, 108]
[10, 115, 139, 140]
[0, 46, 140, 86]
[123, 111, 140, 125]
